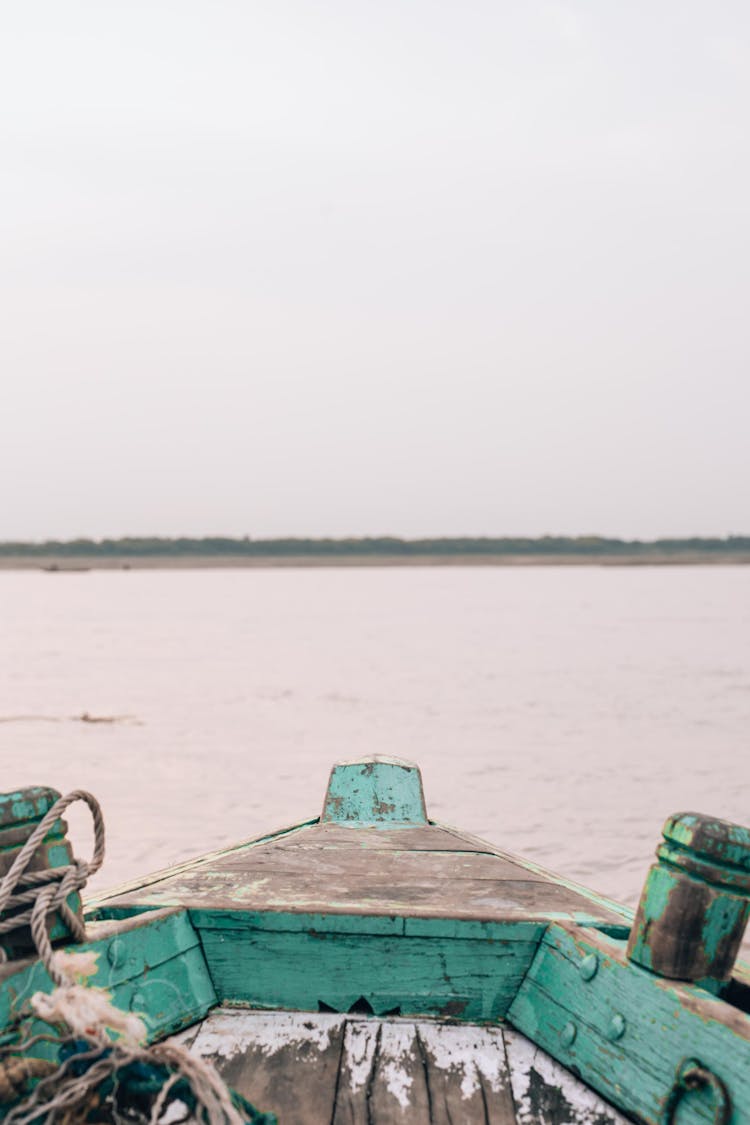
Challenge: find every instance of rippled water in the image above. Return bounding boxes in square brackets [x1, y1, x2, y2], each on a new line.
[2, 567, 749, 920]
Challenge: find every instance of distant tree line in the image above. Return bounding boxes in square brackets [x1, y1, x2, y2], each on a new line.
[1, 536, 749, 557]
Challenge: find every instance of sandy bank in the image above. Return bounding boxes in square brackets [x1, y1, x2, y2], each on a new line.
[2, 553, 750, 570]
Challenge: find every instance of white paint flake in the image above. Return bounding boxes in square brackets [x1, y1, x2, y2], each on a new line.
[415, 1020, 508, 1099]
[378, 1022, 416, 1109]
[504, 1026, 629, 1124]
[341, 1020, 378, 1092]
[191, 1008, 344, 1062]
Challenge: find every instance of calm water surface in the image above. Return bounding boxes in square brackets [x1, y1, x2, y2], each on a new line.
[2, 567, 748, 918]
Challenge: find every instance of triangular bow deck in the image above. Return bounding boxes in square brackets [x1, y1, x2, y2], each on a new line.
[4, 758, 749, 1124]
[93, 757, 627, 1023]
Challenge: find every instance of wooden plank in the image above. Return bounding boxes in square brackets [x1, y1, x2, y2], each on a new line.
[411, 1021, 518, 1124]
[258, 823, 494, 852]
[335, 1020, 433, 1122]
[98, 817, 624, 928]
[191, 1009, 346, 1125]
[198, 923, 538, 1020]
[503, 1026, 629, 1124]
[193, 910, 543, 942]
[0, 907, 217, 1052]
[187, 1009, 630, 1123]
[107, 867, 623, 924]
[507, 921, 750, 1124]
[191, 1013, 518, 1124]
[86, 819, 319, 908]
[205, 848, 550, 883]
[431, 821, 635, 925]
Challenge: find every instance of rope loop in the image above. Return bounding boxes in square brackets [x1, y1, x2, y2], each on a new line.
[664, 1057, 731, 1124]
[0, 790, 105, 983]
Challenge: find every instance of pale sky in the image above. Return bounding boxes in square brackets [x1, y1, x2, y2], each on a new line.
[1, 1, 748, 540]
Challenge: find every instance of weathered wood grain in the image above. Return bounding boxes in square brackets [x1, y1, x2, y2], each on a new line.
[627, 811, 750, 989]
[503, 1027, 628, 1124]
[0, 907, 216, 1053]
[198, 923, 538, 1019]
[86, 819, 319, 909]
[192, 1011, 346, 1124]
[185, 1008, 628, 1125]
[95, 815, 624, 928]
[205, 847, 551, 883]
[508, 921, 750, 1123]
[273, 823, 493, 851]
[125, 876, 620, 921]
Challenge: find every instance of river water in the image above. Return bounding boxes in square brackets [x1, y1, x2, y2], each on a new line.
[2, 566, 748, 920]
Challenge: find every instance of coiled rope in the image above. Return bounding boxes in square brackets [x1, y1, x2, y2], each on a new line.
[0, 791, 105, 983]
[0, 792, 274, 1124]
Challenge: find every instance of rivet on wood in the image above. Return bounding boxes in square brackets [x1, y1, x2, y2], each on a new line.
[107, 939, 126, 969]
[607, 1013, 626, 1041]
[580, 953, 598, 981]
[560, 1021, 577, 1047]
[131, 991, 146, 1011]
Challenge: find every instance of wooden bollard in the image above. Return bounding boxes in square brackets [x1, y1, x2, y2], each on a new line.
[0, 787, 80, 960]
[627, 811, 750, 989]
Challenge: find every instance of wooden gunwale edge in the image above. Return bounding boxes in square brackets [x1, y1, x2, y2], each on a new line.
[430, 819, 635, 926]
[85, 818, 319, 908]
[506, 919, 750, 1125]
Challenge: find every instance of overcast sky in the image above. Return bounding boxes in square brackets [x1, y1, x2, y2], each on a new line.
[1, 1, 748, 540]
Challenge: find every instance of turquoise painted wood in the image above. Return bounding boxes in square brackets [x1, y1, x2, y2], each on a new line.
[191, 908, 543, 1020]
[627, 811, 750, 991]
[321, 756, 427, 826]
[4, 759, 750, 1124]
[0, 907, 217, 1058]
[508, 921, 750, 1124]
[0, 787, 80, 956]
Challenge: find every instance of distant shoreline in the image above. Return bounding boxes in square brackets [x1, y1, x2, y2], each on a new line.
[2, 553, 750, 570]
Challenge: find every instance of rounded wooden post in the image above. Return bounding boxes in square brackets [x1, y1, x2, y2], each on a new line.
[627, 812, 750, 987]
[0, 786, 80, 960]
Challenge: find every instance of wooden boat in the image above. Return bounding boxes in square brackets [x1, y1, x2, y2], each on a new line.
[1, 756, 749, 1123]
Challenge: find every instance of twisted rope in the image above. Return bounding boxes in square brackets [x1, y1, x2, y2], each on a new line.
[0, 791, 105, 983]
[1, 1041, 252, 1125]
[0, 792, 271, 1123]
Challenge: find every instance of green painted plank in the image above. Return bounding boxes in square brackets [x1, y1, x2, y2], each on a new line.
[0, 907, 217, 1054]
[507, 921, 750, 1124]
[0, 787, 61, 829]
[190, 908, 545, 942]
[191, 909, 407, 935]
[403, 916, 544, 941]
[199, 921, 539, 1020]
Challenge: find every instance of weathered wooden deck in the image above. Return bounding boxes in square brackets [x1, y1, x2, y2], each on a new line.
[4, 757, 749, 1125]
[99, 819, 627, 925]
[176, 1008, 628, 1124]
[99, 757, 626, 929]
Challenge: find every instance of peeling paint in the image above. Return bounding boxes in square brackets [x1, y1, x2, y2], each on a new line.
[193, 1008, 342, 1060]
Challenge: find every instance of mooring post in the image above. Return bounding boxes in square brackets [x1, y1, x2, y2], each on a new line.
[626, 811, 750, 990]
[321, 756, 428, 827]
[0, 787, 81, 960]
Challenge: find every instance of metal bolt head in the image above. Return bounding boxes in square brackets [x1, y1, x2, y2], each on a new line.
[560, 1021, 577, 1047]
[130, 991, 146, 1011]
[607, 1013, 626, 1041]
[580, 953, 598, 981]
